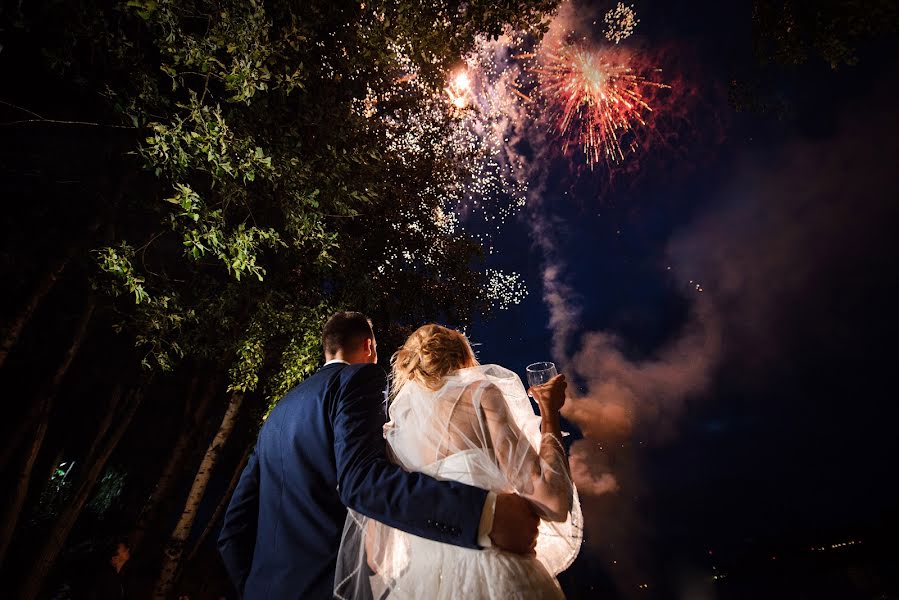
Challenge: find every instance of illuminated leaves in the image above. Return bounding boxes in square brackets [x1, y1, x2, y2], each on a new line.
[80, 0, 556, 385]
[95, 244, 149, 304]
[140, 96, 275, 183]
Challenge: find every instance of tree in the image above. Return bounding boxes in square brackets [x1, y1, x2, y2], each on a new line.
[186, 442, 253, 564]
[153, 391, 243, 598]
[129, 377, 217, 555]
[751, 0, 898, 69]
[0, 0, 557, 594]
[17, 386, 144, 600]
[0, 233, 84, 371]
[0, 298, 94, 566]
[731, 0, 899, 114]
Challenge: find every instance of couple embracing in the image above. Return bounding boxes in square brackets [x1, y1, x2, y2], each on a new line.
[219, 312, 582, 599]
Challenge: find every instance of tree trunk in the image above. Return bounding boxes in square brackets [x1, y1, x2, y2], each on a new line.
[0, 220, 98, 371]
[153, 391, 244, 600]
[130, 377, 217, 555]
[0, 399, 43, 473]
[16, 386, 143, 600]
[0, 400, 51, 568]
[186, 441, 253, 564]
[0, 299, 95, 565]
[0, 298, 96, 471]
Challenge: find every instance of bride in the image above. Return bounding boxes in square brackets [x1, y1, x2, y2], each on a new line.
[335, 324, 582, 599]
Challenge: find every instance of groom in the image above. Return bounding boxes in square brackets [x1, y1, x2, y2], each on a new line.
[218, 311, 539, 599]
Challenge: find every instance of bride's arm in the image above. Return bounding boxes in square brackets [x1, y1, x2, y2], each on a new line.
[479, 377, 573, 522]
[364, 519, 379, 573]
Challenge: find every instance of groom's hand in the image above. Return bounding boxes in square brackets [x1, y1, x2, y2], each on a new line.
[489, 493, 539, 555]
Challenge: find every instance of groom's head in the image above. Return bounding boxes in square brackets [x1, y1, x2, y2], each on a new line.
[322, 311, 377, 364]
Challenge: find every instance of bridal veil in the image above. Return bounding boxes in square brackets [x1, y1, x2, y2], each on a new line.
[334, 364, 583, 599]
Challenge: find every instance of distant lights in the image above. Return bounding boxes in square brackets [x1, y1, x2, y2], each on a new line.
[812, 539, 862, 552]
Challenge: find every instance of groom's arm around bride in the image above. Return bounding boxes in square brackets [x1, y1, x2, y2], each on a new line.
[334, 361, 538, 552]
[218, 312, 538, 598]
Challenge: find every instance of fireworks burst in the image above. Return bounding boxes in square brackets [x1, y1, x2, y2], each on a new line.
[352, 36, 530, 310]
[535, 44, 669, 166]
[446, 69, 473, 109]
[603, 2, 640, 44]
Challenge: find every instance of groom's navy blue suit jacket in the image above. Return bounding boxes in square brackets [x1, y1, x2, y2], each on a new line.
[218, 362, 488, 599]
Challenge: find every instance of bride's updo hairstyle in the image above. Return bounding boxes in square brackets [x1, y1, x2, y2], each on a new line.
[391, 324, 478, 395]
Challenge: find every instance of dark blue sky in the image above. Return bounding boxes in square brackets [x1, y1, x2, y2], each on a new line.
[468, 1, 899, 596]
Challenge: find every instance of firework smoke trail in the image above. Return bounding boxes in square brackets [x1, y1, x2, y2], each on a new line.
[535, 44, 670, 167]
[372, 0, 712, 457]
[356, 2, 712, 591]
[360, 16, 718, 587]
[440, 2, 712, 453]
[526, 147, 723, 597]
[462, 4, 724, 592]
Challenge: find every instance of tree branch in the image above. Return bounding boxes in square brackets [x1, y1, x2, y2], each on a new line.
[0, 99, 137, 131]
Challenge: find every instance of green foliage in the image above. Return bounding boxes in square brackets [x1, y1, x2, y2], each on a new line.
[48, 0, 558, 390]
[263, 302, 333, 404]
[33, 463, 127, 522]
[131, 294, 194, 372]
[141, 97, 275, 182]
[226, 297, 331, 396]
[94, 244, 196, 371]
[33, 462, 77, 523]
[86, 467, 128, 518]
[732, 0, 898, 115]
[130, 0, 280, 103]
[95, 244, 149, 304]
[752, 0, 898, 69]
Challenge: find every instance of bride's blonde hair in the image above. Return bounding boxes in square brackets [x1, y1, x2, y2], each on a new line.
[391, 324, 478, 396]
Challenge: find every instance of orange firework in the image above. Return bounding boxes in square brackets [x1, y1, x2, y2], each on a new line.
[535, 44, 669, 167]
[445, 69, 473, 110]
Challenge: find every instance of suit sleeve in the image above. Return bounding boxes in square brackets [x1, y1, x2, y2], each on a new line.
[333, 364, 488, 548]
[217, 447, 260, 595]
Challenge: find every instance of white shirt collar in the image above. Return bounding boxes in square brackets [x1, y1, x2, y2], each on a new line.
[324, 359, 349, 366]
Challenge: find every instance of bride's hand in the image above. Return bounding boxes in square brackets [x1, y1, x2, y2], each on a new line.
[529, 374, 567, 414]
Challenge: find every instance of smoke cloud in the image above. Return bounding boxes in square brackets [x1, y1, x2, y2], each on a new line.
[563, 299, 721, 441]
[569, 443, 620, 496]
[551, 103, 898, 469]
[470, 5, 897, 591]
[474, 3, 899, 596]
[522, 41, 899, 596]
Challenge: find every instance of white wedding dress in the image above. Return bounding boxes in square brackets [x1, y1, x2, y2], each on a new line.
[334, 365, 583, 600]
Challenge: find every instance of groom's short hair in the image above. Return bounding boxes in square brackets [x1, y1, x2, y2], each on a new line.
[322, 311, 374, 356]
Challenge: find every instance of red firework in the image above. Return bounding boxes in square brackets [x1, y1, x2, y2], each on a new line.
[535, 44, 670, 167]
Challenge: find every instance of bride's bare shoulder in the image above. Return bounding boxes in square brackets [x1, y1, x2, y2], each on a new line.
[458, 379, 507, 416]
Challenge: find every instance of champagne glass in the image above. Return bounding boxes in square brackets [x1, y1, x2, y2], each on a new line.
[527, 362, 568, 435]
[526, 361, 558, 392]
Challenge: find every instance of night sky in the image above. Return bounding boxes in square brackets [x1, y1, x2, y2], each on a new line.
[468, 1, 899, 596]
[2, 1, 897, 598]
